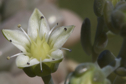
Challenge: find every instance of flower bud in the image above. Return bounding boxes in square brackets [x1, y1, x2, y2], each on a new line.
[115, 67, 126, 76]
[103, 1, 120, 34]
[94, 0, 106, 16]
[97, 50, 115, 68]
[66, 63, 110, 84]
[111, 10, 125, 30]
[110, 0, 120, 7]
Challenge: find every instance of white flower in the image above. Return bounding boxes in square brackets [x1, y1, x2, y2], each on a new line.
[2, 8, 75, 71]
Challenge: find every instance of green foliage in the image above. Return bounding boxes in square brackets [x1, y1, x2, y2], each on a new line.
[65, 0, 126, 84]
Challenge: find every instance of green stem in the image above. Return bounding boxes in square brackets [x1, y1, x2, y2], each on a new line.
[41, 74, 54, 84]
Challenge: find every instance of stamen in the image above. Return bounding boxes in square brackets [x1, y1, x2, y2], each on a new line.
[7, 53, 24, 60]
[60, 48, 72, 52]
[40, 58, 43, 72]
[52, 58, 55, 60]
[17, 24, 31, 42]
[47, 23, 58, 41]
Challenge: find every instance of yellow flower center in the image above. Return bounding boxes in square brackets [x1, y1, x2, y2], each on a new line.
[28, 35, 50, 61]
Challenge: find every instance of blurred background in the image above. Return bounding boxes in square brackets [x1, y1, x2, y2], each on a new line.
[0, 0, 123, 84]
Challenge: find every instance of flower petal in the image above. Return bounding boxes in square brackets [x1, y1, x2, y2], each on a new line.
[16, 55, 29, 68]
[16, 55, 40, 68]
[2, 29, 30, 52]
[51, 49, 63, 59]
[43, 50, 63, 62]
[39, 12, 50, 38]
[28, 58, 39, 66]
[49, 25, 75, 49]
[28, 8, 50, 40]
[43, 57, 63, 62]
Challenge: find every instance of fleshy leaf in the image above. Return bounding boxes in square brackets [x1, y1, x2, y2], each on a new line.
[81, 18, 92, 56]
[94, 0, 105, 16]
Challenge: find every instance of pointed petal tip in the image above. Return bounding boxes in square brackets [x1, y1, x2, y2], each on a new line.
[32, 8, 41, 16]
[1, 29, 5, 35]
[2, 29, 6, 33]
[1, 29, 10, 41]
[71, 25, 75, 29]
[34, 8, 39, 12]
[67, 25, 75, 31]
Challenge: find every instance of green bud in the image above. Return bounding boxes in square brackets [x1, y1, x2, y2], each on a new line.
[67, 63, 110, 84]
[103, 1, 120, 34]
[111, 10, 125, 30]
[94, 0, 106, 16]
[110, 0, 120, 6]
[115, 1, 126, 9]
[97, 50, 116, 68]
[115, 67, 126, 76]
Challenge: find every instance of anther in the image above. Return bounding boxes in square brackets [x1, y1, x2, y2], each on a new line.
[40, 16, 44, 19]
[27, 62, 30, 65]
[69, 49, 72, 52]
[52, 58, 55, 60]
[9, 40, 12, 42]
[17, 24, 21, 28]
[21, 51, 23, 53]
[7, 56, 10, 60]
[64, 28, 67, 31]
[57, 23, 58, 25]
[60, 48, 72, 52]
